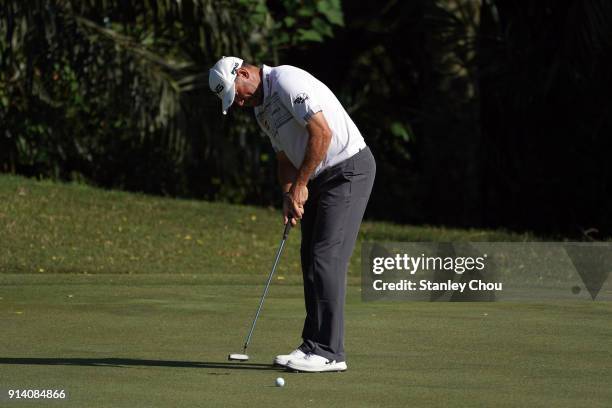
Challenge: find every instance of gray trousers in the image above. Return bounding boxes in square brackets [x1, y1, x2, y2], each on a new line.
[298, 147, 376, 362]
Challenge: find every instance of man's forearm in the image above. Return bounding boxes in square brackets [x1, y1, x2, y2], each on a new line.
[295, 113, 332, 186]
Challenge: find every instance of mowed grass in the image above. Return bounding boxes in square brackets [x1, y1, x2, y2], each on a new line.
[1, 175, 611, 408]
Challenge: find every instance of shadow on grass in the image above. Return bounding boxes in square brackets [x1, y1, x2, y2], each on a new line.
[0, 357, 280, 371]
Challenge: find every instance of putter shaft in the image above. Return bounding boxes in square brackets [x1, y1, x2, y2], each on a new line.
[242, 220, 293, 353]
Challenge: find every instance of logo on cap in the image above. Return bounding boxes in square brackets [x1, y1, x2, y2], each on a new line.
[214, 83, 224, 94]
[231, 63, 239, 75]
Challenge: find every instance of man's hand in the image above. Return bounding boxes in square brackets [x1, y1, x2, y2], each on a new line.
[284, 183, 308, 225]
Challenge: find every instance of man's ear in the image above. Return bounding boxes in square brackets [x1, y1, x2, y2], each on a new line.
[236, 67, 249, 79]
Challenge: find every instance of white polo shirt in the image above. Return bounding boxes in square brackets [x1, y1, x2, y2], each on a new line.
[254, 64, 366, 179]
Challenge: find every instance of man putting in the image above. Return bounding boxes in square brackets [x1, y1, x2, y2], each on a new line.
[209, 56, 375, 372]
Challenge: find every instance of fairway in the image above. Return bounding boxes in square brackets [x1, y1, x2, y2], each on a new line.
[1, 176, 611, 407]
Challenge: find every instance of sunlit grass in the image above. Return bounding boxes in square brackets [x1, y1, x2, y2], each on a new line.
[0, 174, 532, 279]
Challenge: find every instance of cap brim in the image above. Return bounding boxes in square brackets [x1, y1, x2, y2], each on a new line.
[221, 82, 236, 115]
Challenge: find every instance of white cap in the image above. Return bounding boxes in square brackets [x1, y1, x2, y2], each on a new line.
[209, 56, 244, 115]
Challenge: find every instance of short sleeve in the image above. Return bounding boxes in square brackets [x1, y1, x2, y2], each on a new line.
[277, 75, 323, 127]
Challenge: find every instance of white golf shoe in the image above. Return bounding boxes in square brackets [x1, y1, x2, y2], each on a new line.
[286, 353, 347, 372]
[273, 349, 306, 367]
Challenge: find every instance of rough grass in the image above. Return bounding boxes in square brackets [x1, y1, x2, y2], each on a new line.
[0, 174, 531, 278]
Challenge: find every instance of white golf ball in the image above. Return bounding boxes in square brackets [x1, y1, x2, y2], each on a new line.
[275, 377, 285, 387]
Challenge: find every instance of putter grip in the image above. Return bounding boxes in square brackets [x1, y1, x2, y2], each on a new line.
[283, 217, 293, 239]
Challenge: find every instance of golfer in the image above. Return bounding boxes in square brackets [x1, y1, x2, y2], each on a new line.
[209, 56, 375, 372]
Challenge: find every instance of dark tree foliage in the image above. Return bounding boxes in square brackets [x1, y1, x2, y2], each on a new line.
[0, 0, 343, 200]
[478, 0, 612, 236]
[1, 0, 611, 237]
[279, 0, 612, 237]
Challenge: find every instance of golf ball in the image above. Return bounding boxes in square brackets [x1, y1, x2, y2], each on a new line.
[275, 377, 285, 387]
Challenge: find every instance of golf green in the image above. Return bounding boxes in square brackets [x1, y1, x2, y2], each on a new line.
[1, 273, 611, 407]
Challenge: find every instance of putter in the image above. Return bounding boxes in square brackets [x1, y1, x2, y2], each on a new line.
[228, 218, 294, 362]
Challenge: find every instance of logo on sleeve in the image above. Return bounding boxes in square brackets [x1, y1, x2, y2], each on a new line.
[293, 93, 309, 104]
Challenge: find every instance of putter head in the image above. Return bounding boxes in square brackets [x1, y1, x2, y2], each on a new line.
[228, 353, 249, 362]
